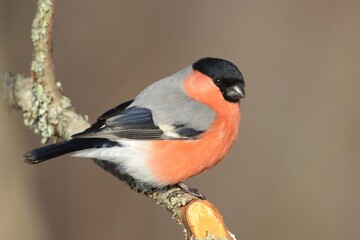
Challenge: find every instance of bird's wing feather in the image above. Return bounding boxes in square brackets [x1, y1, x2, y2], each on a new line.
[72, 105, 204, 140]
[97, 100, 134, 121]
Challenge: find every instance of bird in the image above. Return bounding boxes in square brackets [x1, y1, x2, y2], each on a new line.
[25, 57, 245, 191]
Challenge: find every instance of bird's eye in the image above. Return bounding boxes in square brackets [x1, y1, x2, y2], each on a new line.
[215, 78, 222, 85]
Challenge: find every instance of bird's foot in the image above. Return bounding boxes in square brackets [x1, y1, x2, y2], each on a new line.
[176, 182, 206, 200]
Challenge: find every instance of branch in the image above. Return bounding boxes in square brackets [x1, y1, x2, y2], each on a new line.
[2, 0, 236, 239]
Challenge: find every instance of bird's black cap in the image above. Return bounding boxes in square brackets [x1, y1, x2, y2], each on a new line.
[192, 57, 244, 82]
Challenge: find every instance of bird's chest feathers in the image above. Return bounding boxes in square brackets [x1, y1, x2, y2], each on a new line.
[147, 70, 241, 185]
[149, 103, 240, 185]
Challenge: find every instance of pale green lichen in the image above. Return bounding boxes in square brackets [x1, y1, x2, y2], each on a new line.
[22, 81, 66, 143]
[60, 96, 72, 109]
[31, 0, 54, 76]
[30, 48, 47, 76]
[168, 193, 189, 208]
[40, 0, 52, 14]
[31, 12, 50, 43]
[35, 50, 46, 62]
[31, 55, 45, 76]
[55, 81, 62, 89]
[31, 25, 46, 43]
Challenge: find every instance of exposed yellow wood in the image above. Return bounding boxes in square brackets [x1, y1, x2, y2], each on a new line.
[185, 200, 231, 239]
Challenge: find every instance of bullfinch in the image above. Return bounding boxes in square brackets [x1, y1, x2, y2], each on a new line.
[25, 57, 245, 189]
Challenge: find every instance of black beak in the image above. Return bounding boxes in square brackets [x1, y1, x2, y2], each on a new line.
[225, 84, 245, 102]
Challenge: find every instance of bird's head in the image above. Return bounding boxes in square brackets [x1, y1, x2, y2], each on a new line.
[192, 57, 245, 103]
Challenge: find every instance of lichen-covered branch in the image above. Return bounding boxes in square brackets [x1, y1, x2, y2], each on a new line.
[1, 0, 236, 239]
[4, 0, 88, 143]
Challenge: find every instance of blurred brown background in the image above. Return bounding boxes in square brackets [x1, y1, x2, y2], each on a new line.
[1, 0, 360, 239]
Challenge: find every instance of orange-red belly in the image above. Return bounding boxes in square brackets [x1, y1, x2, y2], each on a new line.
[148, 107, 240, 184]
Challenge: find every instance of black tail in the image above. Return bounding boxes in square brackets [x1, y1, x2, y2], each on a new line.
[24, 138, 120, 164]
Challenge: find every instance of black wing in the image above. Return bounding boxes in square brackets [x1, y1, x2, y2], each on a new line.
[72, 102, 204, 140]
[97, 100, 134, 121]
[81, 100, 134, 132]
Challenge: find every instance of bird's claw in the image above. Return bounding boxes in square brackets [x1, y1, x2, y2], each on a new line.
[177, 182, 206, 200]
